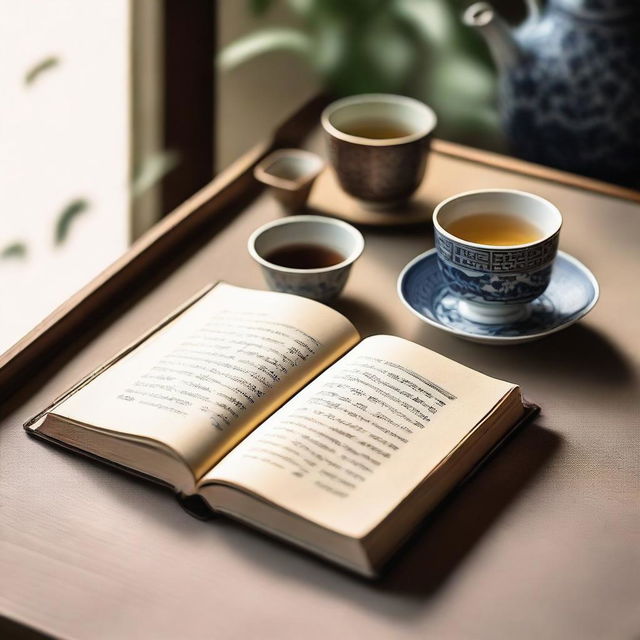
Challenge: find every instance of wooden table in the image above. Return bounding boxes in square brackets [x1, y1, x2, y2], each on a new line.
[1, 101, 638, 639]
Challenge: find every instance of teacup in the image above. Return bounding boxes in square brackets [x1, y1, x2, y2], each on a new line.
[433, 189, 562, 324]
[321, 94, 437, 209]
[253, 149, 325, 212]
[248, 215, 364, 302]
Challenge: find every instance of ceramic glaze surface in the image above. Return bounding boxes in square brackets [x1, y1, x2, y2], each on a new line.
[502, 1, 640, 187]
[261, 265, 352, 302]
[467, 0, 640, 188]
[248, 215, 364, 302]
[321, 94, 436, 207]
[398, 249, 598, 343]
[327, 135, 429, 204]
[435, 228, 559, 303]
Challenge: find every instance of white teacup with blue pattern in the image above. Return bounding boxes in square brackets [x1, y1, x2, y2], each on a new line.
[433, 189, 562, 324]
[248, 215, 364, 302]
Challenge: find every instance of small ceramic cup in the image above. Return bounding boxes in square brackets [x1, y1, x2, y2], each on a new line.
[248, 215, 364, 301]
[321, 94, 437, 210]
[253, 149, 325, 212]
[433, 189, 562, 324]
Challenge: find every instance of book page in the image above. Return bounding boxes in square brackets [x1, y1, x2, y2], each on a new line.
[53, 284, 359, 479]
[203, 335, 517, 537]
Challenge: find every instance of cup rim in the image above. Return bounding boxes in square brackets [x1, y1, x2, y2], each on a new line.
[432, 188, 562, 250]
[247, 214, 365, 275]
[321, 93, 437, 147]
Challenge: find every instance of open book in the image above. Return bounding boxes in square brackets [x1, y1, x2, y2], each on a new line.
[26, 283, 537, 577]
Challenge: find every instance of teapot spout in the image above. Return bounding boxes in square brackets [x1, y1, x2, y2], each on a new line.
[463, 2, 523, 71]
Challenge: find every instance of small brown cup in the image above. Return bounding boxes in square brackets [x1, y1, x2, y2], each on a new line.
[254, 149, 325, 213]
[321, 94, 437, 210]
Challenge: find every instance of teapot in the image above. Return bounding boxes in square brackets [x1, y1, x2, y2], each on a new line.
[464, 0, 640, 188]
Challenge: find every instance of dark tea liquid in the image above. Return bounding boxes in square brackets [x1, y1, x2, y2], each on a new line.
[265, 244, 345, 269]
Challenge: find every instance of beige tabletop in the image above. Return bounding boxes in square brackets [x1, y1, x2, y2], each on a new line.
[1, 131, 639, 640]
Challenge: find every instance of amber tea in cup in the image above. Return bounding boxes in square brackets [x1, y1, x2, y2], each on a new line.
[321, 94, 437, 208]
[445, 212, 544, 246]
[338, 119, 414, 140]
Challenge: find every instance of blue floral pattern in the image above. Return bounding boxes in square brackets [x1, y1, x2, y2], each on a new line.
[262, 265, 351, 302]
[500, 0, 640, 188]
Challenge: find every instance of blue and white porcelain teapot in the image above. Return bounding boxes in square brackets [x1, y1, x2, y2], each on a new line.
[464, 0, 640, 188]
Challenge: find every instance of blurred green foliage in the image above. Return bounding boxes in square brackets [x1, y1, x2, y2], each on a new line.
[0, 242, 28, 260]
[24, 56, 61, 86]
[16, 56, 94, 259]
[54, 198, 90, 246]
[219, 0, 503, 149]
[131, 150, 180, 198]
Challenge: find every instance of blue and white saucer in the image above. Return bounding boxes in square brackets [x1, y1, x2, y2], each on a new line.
[397, 249, 599, 345]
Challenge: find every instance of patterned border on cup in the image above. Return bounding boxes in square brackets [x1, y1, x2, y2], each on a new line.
[435, 231, 559, 274]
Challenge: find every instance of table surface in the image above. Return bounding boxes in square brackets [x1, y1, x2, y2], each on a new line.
[1, 130, 639, 640]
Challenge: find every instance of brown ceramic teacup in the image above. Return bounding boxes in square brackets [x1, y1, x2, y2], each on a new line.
[321, 94, 437, 210]
[253, 149, 325, 213]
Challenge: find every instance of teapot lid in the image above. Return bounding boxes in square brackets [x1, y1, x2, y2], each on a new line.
[552, 0, 640, 18]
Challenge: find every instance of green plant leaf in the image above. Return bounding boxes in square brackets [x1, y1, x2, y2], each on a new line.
[24, 56, 60, 86]
[311, 14, 347, 76]
[55, 198, 89, 246]
[217, 28, 312, 71]
[430, 53, 495, 102]
[131, 150, 180, 197]
[395, 0, 454, 46]
[286, 0, 317, 18]
[362, 14, 416, 90]
[249, 0, 275, 15]
[1, 242, 27, 260]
